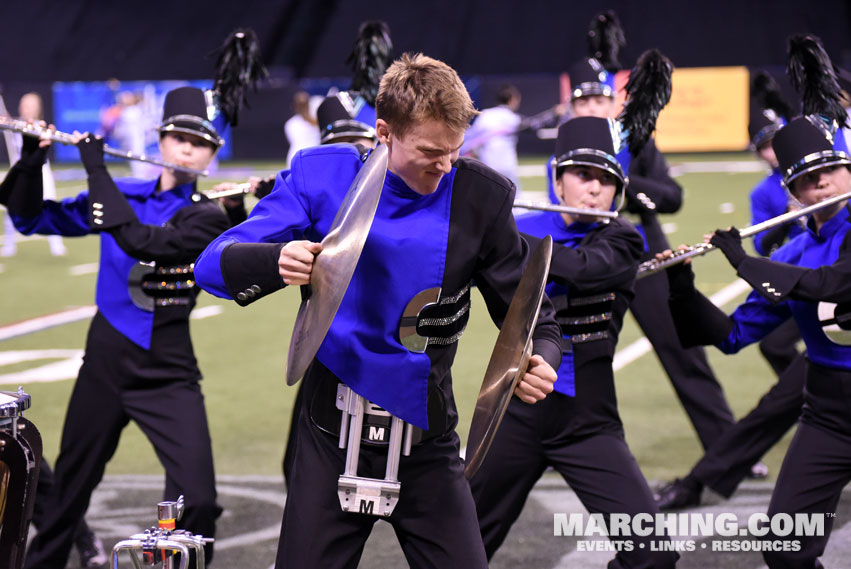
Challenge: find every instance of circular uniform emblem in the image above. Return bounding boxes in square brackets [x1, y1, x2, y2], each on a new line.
[817, 301, 851, 345]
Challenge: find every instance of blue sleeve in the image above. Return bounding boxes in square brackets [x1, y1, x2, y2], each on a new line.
[717, 288, 792, 354]
[11, 192, 91, 237]
[546, 158, 557, 204]
[194, 168, 312, 299]
[750, 180, 778, 256]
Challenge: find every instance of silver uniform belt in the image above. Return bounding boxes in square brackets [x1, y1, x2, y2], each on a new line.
[128, 262, 197, 311]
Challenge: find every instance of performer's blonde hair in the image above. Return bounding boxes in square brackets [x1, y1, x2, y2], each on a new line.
[376, 53, 478, 136]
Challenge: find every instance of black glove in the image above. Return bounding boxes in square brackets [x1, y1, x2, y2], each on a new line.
[665, 257, 697, 298]
[710, 227, 747, 269]
[255, 176, 275, 200]
[18, 134, 49, 170]
[76, 135, 106, 175]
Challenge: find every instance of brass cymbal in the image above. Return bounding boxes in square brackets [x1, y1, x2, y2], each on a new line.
[464, 235, 553, 479]
[286, 144, 389, 385]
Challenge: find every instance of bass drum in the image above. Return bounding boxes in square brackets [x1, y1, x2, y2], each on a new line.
[0, 389, 42, 569]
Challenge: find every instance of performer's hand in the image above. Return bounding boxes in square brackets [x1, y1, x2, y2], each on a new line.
[73, 131, 106, 174]
[514, 354, 556, 404]
[210, 182, 245, 210]
[709, 227, 747, 268]
[279, 240, 323, 285]
[253, 176, 276, 199]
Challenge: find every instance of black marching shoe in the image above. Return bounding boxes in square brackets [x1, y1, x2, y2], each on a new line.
[654, 478, 702, 511]
[747, 461, 769, 479]
[75, 522, 108, 568]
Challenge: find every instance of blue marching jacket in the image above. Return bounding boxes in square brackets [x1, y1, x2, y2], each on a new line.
[750, 169, 804, 256]
[669, 206, 851, 372]
[194, 144, 562, 430]
[10, 178, 228, 350]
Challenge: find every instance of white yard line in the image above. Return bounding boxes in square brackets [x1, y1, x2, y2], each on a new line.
[0, 306, 96, 341]
[0, 349, 84, 384]
[191, 305, 224, 320]
[69, 262, 99, 276]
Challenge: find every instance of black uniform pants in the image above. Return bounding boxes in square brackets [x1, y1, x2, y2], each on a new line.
[691, 353, 806, 497]
[470, 397, 678, 569]
[31, 460, 89, 540]
[24, 314, 220, 569]
[763, 363, 851, 569]
[275, 404, 487, 569]
[631, 270, 735, 449]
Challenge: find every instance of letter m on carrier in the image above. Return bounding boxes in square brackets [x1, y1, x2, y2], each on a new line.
[368, 426, 386, 441]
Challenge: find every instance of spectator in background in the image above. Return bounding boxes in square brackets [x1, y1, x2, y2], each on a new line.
[461, 84, 522, 188]
[284, 91, 321, 167]
[2, 92, 67, 257]
[106, 91, 148, 178]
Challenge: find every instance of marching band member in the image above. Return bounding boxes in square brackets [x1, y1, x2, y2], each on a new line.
[747, 71, 805, 377]
[194, 53, 561, 569]
[662, 110, 851, 568]
[1, 92, 67, 257]
[655, 72, 809, 511]
[551, 12, 741, 460]
[471, 51, 679, 567]
[0, 87, 228, 568]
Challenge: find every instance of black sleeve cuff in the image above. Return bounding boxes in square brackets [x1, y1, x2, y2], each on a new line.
[0, 161, 44, 217]
[736, 256, 808, 304]
[532, 335, 562, 372]
[221, 242, 286, 306]
[88, 168, 137, 230]
[224, 201, 248, 227]
[668, 290, 735, 348]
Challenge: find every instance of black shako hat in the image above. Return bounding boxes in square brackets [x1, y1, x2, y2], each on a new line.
[157, 86, 225, 149]
[553, 116, 627, 189]
[773, 116, 851, 189]
[748, 72, 792, 150]
[748, 107, 786, 150]
[316, 92, 376, 144]
[567, 58, 616, 100]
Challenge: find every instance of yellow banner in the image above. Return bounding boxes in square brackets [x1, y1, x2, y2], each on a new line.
[654, 66, 750, 152]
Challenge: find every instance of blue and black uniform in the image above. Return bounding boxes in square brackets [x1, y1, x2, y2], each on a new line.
[194, 144, 562, 569]
[469, 210, 678, 569]
[750, 168, 805, 376]
[0, 139, 227, 569]
[549, 139, 736, 449]
[667, 206, 851, 569]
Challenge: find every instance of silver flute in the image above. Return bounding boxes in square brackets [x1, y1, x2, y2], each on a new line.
[513, 199, 619, 218]
[0, 116, 209, 177]
[204, 182, 252, 199]
[637, 189, 851, 277]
